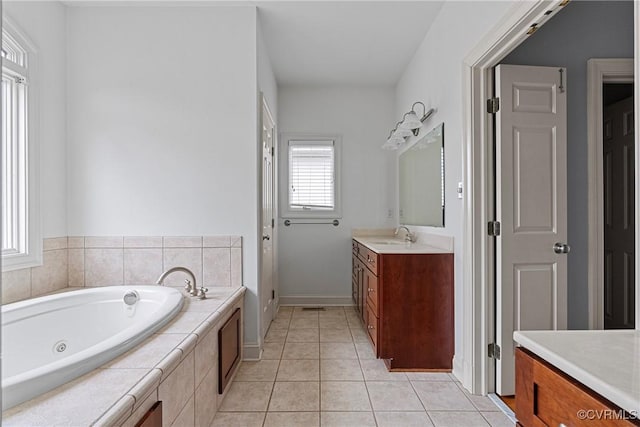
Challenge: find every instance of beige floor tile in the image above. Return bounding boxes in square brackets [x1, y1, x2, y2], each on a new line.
[211, 412, 266, 427]
[282, 342, 320, 359]
[286, 328, 320, 342]
[265, 328, 288, 343]
[270, 317, 291, 330]
[235, 360, 280, 382]
[454, 383, 501, 411]
[412, 382, 475, 411]
[277, 359, 320, 381]
[320, 359, 363, 381]
[406, 372, 453, 382]
[320, 381, 371, 411]
[354, 342, 376, 360]
[375, 411, 434, 427]
[366, 381, 424, 411]
[262, 342, 285, 360]
[218, 382, 273, 412]
[291, 311, 319, 320]
[268, 381, 320, 412]
[428, 411, 489, 427]
[481, 411, 516, 427]
[319, 312, 346, 321]
[360, 359, 408, 381]
[320, 342, 358, 359]
[350, 327, 371, 343]
[320, 328, 353, 343]
[319, 317, 349, 329]
[290, 317, 320, 329]
[264, 412, 320, 427]
[320, 411, 376, 427]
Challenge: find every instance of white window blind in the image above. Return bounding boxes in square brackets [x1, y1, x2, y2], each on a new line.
[288, 140, 335, 211]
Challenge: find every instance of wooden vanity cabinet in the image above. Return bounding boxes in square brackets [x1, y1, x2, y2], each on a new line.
[516, 348, 638, 427]
[352, 239, 454, 370]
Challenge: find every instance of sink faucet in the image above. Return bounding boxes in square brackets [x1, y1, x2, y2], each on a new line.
[156, 266, 199, 297]
[395, 225, 417, 243]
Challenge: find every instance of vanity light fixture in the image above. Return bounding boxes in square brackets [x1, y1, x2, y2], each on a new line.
[400, 101, 435, 135]
[382, 101, 436, 150]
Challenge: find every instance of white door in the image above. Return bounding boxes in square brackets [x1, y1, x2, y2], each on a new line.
[495, 64, 568, 395]
[261, 98, 276, 340]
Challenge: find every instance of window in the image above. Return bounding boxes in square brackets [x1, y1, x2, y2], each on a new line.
[280, 135, 342, 218]
[2, 23, 40, 271]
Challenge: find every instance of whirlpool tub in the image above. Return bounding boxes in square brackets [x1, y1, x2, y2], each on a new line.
[1, 286, 183, 410]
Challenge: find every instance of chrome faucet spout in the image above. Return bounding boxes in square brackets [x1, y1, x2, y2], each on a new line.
[156, 266, 198, 296]
[395, 225, 417, 243]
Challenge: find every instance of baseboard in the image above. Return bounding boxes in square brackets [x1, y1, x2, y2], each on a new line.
[452, 355, 464, 384]
[243, 343, 262, 361]
[279, 295, 355, 306]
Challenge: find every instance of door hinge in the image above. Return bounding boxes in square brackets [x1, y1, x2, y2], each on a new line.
[271, 146, 275, 157]
[488, 343, 501, 360]
[487, 97, 500, 114]
[271, 290, 275, 299]
[488, 221, 501, 237]
[271, 218, 275, 228]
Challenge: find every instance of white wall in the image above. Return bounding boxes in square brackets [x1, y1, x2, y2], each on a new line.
[4, 1, 67, 238]
[257, 17, 278, 121]
[395, 1, 514, 379]
[66, 5, 261, 345]
[277, 86, 395, 302]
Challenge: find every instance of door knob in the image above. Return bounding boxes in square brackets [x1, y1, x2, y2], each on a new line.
[263, 235, 270, 241]
[553, 242, 570, 254]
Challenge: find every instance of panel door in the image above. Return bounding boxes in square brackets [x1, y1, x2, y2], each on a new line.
[260, 99, 276, 340]
[495, 64, 568, 395]
[603, 96, 635, 329]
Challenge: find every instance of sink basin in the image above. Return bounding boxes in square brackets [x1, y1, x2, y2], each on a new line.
[369, 239, 408, 245]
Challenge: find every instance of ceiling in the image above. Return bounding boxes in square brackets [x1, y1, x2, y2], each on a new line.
[257, 1, 445, 86]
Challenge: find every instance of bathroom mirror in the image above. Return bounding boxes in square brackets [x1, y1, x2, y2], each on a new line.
[399, 123, 444, 227]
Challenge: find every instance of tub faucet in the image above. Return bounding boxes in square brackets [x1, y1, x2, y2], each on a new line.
[156, 267, 198, 297]
[395, 225, 417, 243]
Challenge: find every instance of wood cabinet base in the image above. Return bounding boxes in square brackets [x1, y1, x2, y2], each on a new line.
[515, 348, 638, 426]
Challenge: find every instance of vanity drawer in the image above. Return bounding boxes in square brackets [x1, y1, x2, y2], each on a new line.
[365, 269, 378, 314]
[359, 247, 378, 275]
[366, 304, 378, 351]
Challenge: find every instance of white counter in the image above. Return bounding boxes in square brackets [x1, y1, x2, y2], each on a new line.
[353, 230, 453, 254]
[514, 330, 640, 415]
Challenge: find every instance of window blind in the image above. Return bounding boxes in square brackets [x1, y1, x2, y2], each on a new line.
[288, 140, 335, 210]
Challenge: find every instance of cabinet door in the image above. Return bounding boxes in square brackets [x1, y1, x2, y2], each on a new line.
[366, 304, 378, 351]
[219, 308, 241, 394]
[134, 401, 162, 427]
[365, 268, 378, 315]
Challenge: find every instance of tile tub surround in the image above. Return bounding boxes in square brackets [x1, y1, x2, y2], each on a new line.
[1, 235, 243, 304]
[1, 237, 69, 304]
[213, 306, 514, 427]
[3, 286, 246, 427]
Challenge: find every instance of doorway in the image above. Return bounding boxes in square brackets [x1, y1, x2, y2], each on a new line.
[462, 0, 639, 399]
[602, 82, 635, 329]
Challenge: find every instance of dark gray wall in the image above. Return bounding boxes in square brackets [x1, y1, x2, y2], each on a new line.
[502, 0, 634, 329]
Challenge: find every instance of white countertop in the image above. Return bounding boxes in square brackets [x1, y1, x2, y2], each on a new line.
[353, 236, 453, 254]
[514, 330, 640, 414]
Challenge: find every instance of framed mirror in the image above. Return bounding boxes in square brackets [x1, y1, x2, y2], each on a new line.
[399, 123, 444, 227]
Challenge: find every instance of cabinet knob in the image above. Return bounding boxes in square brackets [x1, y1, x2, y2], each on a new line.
[368, 288, 373, 292]
[368, 325, 374, 329]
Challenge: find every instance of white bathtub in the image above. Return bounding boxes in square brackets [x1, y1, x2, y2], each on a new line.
[1, 285, 183, 410]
